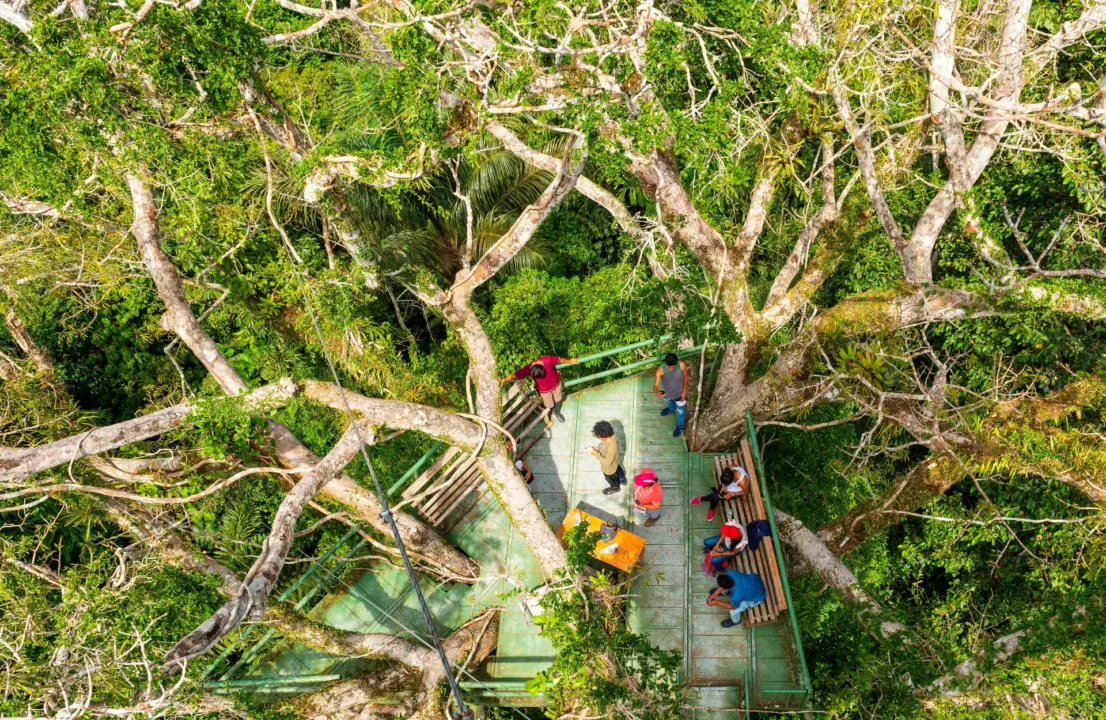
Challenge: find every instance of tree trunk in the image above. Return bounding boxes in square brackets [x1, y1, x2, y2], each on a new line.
[0, 381, 295, 484]
[127, 172, 474, 578]
[165, 423, 374, 665]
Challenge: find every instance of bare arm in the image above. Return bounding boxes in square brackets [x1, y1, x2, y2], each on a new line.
[653, 366, 663, 396]
[680, 361, 688, 401]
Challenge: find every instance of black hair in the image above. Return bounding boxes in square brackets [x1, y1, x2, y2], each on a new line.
[720, 468, 734, 485]
[717, 574, 734, 590]
[664, 352, 679, 367]
[592, 421, 614, 439]
[530, 363, 547, 379]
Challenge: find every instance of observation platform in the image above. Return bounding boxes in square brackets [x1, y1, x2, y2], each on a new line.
[211, 364, 809, 716]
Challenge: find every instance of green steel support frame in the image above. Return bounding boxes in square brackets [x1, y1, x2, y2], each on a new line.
[744, 410, 813, 706]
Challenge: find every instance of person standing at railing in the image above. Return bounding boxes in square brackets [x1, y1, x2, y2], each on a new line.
[501, 354, 579, 423]
[588, 421, 626, 496]
[653, 352, 688, 437]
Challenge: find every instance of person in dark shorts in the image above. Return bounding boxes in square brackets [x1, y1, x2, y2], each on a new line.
[588, 420, 625, 495]
[502, 354, 579, 422]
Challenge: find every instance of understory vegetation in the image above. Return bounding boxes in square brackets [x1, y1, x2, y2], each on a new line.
[2, 0, 1105, 717]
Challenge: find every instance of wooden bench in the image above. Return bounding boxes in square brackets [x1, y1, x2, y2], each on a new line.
[402, 382, 549, 528]
[711, 440, 786, 627]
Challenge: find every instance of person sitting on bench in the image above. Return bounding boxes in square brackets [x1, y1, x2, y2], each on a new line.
[707, 570, 766, 628]
[690, 465, 750, 522]
[702, 520, 747, 572]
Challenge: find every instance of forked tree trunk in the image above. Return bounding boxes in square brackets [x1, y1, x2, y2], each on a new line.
[126, 172, 476, 579]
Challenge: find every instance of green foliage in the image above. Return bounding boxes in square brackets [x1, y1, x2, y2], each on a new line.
[529, 525, 683, 719]
[189, 395, 271, 462]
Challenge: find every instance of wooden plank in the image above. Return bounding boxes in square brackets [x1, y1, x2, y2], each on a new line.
[402, 447, 460, 500]
[417, 456, 480, 518]
[426, 467, 485, 526]
[742, 441, 786, 614]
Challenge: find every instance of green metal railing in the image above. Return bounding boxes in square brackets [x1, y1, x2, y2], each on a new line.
[745, 410, 813, 707]
[202, 523, 367, 687]
[387, 441, 444, 497]
[552, 334, 713, 390]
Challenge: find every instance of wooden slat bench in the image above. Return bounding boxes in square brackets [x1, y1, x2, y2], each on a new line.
[711, 440, 786, 627]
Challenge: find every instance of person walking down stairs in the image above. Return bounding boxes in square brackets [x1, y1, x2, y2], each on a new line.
[502, 354, 579, 422]
[633, 468, 663, 527]
[653, 352, 688, 437]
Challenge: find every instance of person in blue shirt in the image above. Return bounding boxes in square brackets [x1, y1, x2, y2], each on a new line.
[707, 570, 766, 628]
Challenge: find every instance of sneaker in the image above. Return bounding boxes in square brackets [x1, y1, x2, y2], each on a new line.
[673, 427, 683, 438]
[689, 497, 702, 506]
[706, 509, 715, 522]
[644, 516, 658, 527]
[660, 408, 672, 417]
[721, 619, 736, 628]
[602, 487, 620, 496]
[554, 410, 566, 423]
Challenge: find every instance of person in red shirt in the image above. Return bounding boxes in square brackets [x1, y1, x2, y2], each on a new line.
[633, 468, 663, 527]
[501, 354, 578, 422]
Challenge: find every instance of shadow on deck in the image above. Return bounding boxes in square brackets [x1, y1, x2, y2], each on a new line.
[240, 371, 810, 715]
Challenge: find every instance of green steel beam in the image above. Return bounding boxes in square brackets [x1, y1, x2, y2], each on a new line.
[744, 667, 751, 720]
[387, 441, 444, 496]
[205, 674, 340, 689]
[745, 410, 813, 700]
[202, 525, 362, 679]
[556, 335, 671, 368]
[561, 343, 706, 389]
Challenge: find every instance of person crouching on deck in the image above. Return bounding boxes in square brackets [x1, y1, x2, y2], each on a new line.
[502, 354, 578, 423]
[633, 468, 663, 527]
[708, 570, 766, 628]
[690, 465, 750, 522]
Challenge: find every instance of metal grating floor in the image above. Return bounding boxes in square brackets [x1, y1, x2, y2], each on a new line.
[252, 371, 803, 712]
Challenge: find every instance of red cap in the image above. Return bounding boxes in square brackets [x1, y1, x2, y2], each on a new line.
[634, 468, 657, 486]
[720, 523, 743, 539]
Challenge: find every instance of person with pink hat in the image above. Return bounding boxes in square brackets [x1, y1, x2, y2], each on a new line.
[633, 468, 663, 527]
[702, 520, 748, 573]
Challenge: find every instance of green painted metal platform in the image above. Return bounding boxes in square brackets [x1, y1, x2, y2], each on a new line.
[243, 370, 809, 713]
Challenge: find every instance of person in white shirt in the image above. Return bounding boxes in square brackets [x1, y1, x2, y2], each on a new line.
[690, 465, 750, 521]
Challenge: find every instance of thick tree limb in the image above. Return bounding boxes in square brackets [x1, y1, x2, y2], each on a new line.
[127, 172, 476, 579]
[4, 309, 55, 372]
[0, 381, 294, 484]
[0, 0, 31, 32]
[775, 508, 906, 637]
[299, 379, 484, 449]
[485, 121, 668, 277]
[832, 84, 907, 256]
[901, 0, 1033, 285]
[164, 423, 373, 665]
[817, 373, 1106, 553]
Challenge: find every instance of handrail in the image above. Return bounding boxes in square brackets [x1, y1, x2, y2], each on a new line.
[745, 410, 813, 702]
[387, 441, 444, 496]
[555, 335, 673, 368]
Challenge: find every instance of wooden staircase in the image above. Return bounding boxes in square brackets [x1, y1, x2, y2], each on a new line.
[401, 381, 551, 528]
